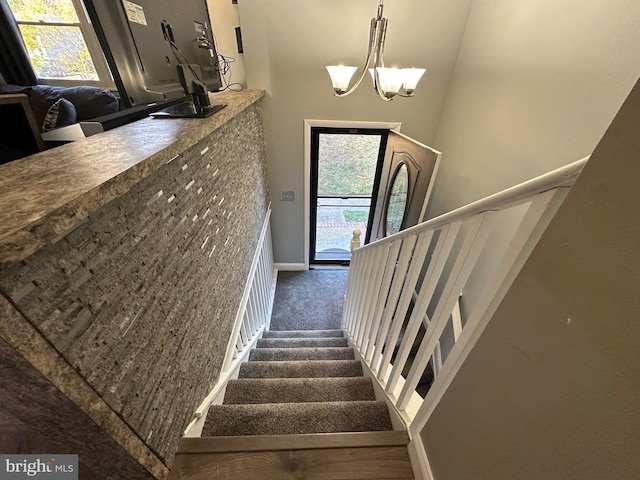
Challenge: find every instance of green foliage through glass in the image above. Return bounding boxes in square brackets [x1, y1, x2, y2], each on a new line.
[318, 134, 381, 196]
[7, 0, 98, 81]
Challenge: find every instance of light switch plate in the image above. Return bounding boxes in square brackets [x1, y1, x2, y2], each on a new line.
[280, 191, 295, 201]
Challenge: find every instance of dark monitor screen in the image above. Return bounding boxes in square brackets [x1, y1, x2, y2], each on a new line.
[84, 0, 222, 108]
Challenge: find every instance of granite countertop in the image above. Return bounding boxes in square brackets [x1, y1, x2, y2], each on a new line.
[0, 89, 264, 265]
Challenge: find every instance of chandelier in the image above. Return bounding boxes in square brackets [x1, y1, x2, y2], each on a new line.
[325, 1, 426, 101]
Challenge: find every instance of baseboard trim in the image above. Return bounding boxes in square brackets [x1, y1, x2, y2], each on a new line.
[274, 262, 307, 271]
[407, 434, 435, 480]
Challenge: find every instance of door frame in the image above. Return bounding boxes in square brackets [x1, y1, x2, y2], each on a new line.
[303, 119, 401, 270]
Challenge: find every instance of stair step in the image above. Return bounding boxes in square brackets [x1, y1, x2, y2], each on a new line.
[177, 431, 410, 453]
[256, 337, 348, 348]
[239, 360, 364, 379]
[171, 433, 414, 480]
[224, 377, 376, 404]
[202, 401, 393, 436]
[262, 329, 344, 338]
[249, 347, 355, 362]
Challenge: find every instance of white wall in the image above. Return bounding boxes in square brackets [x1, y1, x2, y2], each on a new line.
[428, 0, 640, 217]
[207, 0, 246, 90]
[237, 0, 474, 265]
[421, 0, 640, 331]
[422, 75, 640, 480]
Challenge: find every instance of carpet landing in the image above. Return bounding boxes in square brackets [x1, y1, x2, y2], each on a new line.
[269, 269, 348, 331]
[202, 329, 393, 437]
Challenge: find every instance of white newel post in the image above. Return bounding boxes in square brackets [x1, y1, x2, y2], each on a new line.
[351, 229, 361, 252]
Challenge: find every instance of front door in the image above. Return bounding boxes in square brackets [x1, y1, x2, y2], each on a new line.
[310, 127, 389, 264]
[368, 131, 441, 243]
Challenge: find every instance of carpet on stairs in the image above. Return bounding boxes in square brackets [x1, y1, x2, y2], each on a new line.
[201, 329, 394, 438]
[238, 359, 363, 378]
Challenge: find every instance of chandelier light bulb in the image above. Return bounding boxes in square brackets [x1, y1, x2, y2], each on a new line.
[375, 67, 405, 98]
[326, 66, 358, 95]
[401, 68, 426, 96]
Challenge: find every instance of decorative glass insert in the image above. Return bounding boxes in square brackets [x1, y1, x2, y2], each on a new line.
[385, 162, 408, 235]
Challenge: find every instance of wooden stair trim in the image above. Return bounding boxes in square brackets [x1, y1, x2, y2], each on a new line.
[177, 431, 410, 454]
[170, 446, 414, 480]
[170, 445, 414, 479]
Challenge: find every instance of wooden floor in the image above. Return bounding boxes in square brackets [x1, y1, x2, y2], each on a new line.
[170, 432, 414, 480]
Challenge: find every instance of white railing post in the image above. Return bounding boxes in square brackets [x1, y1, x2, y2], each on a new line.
[364, 241, 402, 364]
[397, 211, 497, 410]
[351, 228, 362, 252]
[355, 246, 391, 351]
[378, 232, 432, 383]
[385, 223, 459, 393]
[372, 235, 418, 377]
[222, 208, 274, 373]
[353, 255, 378, 349]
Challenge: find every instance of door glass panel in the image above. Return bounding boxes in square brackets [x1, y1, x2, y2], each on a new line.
[314, 132, 382, 262]
[385, 162, 408, 235]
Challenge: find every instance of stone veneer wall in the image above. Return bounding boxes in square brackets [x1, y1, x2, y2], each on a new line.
[0, 103, 268, 470]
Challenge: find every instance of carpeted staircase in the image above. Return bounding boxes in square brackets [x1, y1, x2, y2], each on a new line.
[170, 329, 414, 479]
[202, 329, 393, 436]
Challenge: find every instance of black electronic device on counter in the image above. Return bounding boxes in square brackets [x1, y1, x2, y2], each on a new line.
[150, 99, 226, 119]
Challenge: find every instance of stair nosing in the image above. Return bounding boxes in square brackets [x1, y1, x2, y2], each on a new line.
[178, 431, 410, 454]
[241, 359, 360, 364]
[264, 330, 344, 333]
[256, 338, 349, 347]
[238, 359, 364, 378]
[251, 346, 353, 350]
[227, 377, 371, 384]
[249, 347, 355, 361]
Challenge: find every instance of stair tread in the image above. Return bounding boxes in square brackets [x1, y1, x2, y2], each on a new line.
[202, 401, 393, 436]
[249, 346, 355, 361]
[257, 337, 348, 348]
[171, 443, 414, 480]
[224, 377, 375, 404]
[263, 329, 344, 338]
[239, 360, 363, 378]
[178, 431, 410, 453]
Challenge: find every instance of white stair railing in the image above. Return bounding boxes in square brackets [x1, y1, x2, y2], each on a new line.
[343, 158, 588, 437]
[222, 206, 276, 372]
[184, 206, 276, 436]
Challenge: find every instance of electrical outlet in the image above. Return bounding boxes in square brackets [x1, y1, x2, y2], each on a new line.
[280, 191, 295, 202]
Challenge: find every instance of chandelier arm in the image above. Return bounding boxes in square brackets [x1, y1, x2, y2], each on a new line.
[374, 73, 393, 101]
[333, 18, 377, 97]
[375, 16, 387, 69]
[373, 17, 393, 101]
